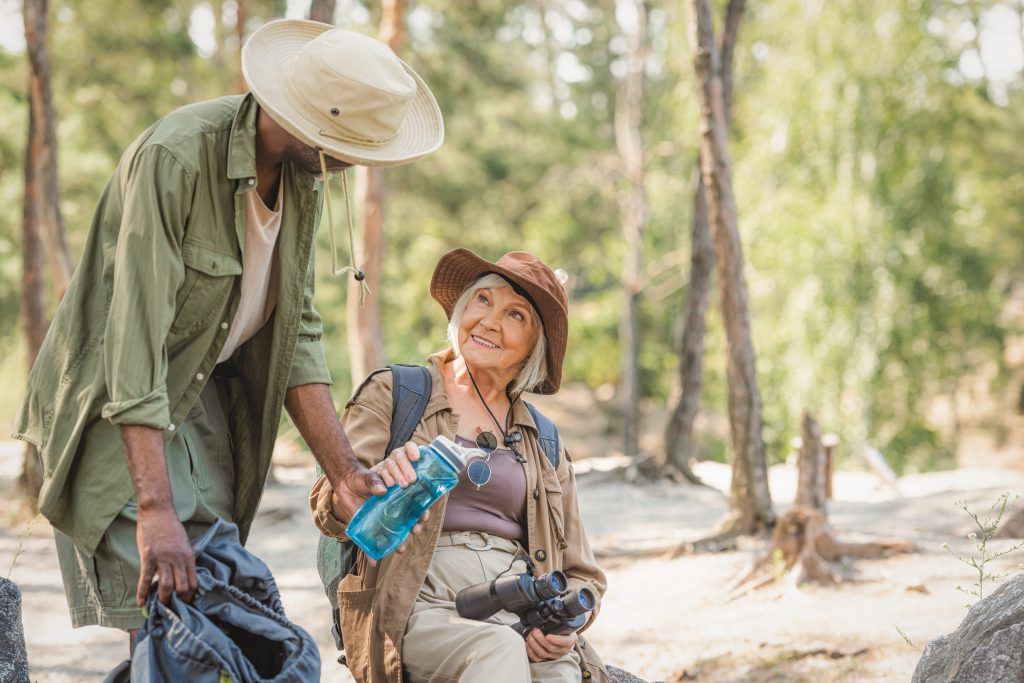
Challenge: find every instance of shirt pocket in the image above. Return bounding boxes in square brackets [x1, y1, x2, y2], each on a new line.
[170, 239, 242, 335]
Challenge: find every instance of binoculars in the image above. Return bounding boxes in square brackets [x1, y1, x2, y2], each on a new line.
[455, 569, 595, 638]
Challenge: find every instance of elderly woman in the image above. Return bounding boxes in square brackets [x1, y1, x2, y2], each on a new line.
[310, 249, 609, 683]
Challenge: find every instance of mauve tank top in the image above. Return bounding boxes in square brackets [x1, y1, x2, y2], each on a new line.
[442, 435, 528, 541]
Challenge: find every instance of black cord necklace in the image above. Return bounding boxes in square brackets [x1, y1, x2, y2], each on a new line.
[466, 368, 526, 481]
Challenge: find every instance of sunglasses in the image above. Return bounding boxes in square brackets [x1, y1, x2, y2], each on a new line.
[467, 431, 499, 489]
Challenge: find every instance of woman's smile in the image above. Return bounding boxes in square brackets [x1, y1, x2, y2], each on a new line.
[469, 335, 500, 350]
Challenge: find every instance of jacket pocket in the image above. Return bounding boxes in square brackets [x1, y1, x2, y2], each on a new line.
[542, 471, 567, 547]
[337, 579, 378, 683]
[170, 239, 241, 334]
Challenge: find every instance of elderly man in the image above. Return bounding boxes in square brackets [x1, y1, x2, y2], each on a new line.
[12, 19, 443, 649]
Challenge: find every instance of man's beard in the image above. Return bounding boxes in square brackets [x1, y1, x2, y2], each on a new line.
[284, 143, 353, 177]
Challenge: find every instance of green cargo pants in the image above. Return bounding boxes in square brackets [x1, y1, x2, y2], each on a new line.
[54, 375, 237, 631]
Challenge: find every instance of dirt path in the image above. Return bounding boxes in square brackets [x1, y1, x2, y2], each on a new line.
[3, 441, 1023, 682]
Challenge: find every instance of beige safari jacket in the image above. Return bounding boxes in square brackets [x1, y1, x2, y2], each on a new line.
[14, 94, 331, 555]
[310, 352, 609, 683]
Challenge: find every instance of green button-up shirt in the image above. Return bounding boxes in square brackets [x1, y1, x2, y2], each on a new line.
[14, 94, 332, 555]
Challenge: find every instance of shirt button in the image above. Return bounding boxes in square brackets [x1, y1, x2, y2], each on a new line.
[248, 178, 255, 186]
[221, 322, 229, 330]
[582, 671, 592, 679]
[196, 373, 204, 381]
[532, 487, 540, 499]
[167, 424, 176, 432]
[535, 549, 546, 562]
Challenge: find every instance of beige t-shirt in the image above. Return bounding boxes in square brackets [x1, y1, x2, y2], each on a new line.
[217, 184, 283, 363]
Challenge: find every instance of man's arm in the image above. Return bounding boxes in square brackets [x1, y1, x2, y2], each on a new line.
[121, 425, 197, 607]
[101, 145, 196, 607]
[285, 383, 386, 518]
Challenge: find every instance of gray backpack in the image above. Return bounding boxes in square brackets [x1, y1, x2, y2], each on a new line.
[316, 364, 561, 652]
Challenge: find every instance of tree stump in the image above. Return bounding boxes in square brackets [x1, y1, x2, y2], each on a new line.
[728, 412, 914, 597]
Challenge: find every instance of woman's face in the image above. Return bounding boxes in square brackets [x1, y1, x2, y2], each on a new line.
[458, 285, 540, 377]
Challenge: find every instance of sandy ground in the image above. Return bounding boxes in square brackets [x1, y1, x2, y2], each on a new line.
[3, 438, 1024, 682]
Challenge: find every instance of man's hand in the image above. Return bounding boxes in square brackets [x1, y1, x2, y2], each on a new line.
[525, 629, 578, 662]
[329, 464, 387, 520]
[120, 424, 196, 607]
[135, 506, 197, 606]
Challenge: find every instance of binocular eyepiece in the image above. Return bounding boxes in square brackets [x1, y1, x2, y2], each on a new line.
[455, 569, 595, 637]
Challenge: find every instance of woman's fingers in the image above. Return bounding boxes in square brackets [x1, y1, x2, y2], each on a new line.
[525, 630, 552, 661]
[379, 443, 420, 488]
[378, 464, 396, 488]
[525, 629, 575, 661]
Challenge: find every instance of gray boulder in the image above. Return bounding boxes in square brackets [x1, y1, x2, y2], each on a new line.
[913, 573, 1024, 682]
[0, 577, 29, 683]
[607, 665, 664, 683]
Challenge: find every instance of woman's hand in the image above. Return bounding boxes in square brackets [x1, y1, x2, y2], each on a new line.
[525, 629, 578, 662]
[372, 442, 421, 489]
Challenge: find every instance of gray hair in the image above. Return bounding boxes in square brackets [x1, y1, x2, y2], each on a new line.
[447, 274, 548, 395]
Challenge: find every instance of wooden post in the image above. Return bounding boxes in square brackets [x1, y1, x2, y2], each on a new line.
[822, 433, 838, 500]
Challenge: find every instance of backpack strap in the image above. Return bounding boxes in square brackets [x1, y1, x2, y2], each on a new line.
[524, 401, 560, 470]
[386, 364, 432, 454]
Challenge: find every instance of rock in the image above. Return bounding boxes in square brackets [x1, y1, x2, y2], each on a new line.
[607, 664, 664, 683]
[0, 577, 29, 683]
[912, 573, 1024, 682]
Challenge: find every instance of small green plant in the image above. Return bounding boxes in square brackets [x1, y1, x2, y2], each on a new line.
[6, 515, 38, 579]
[898, 492, 1024, 649]
[895, 624, 920, 651]
[943, 492, 1024, 603]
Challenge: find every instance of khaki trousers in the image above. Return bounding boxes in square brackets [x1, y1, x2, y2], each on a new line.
[403, 531, 581, 683]
[53, 376, 236, 631]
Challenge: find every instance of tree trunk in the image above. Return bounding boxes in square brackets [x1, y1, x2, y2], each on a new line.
[663, 0, 744, 484]
[345, 0, 404, 384]
[20, 0, 60, 497]
[663, 171, 713, 483]
[233, 0, 248, 94]
[25, 0, 72, 299]
[685, 0, 772, 535]
[614, 0, 647, 459]
[309, 0, 336, 24]
[795, 411, 826, 512]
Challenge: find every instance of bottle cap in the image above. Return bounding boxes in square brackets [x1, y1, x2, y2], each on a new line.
[431, 435, 482, 472]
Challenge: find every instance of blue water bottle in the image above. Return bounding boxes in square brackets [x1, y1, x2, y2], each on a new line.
[347, 435, 478, 561]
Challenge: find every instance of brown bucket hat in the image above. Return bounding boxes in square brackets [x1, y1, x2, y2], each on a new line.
[430, 249, 568, 395]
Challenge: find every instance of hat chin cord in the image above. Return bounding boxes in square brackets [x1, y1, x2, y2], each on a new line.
[318, 149, 371, 307]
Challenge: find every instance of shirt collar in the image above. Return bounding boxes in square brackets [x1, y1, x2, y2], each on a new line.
[227, 94, 258, 181]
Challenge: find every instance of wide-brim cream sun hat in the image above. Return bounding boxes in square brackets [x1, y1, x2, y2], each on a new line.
[242, 19, 444, 168]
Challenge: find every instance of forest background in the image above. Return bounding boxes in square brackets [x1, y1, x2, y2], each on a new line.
[2, 0, 1024, 488]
